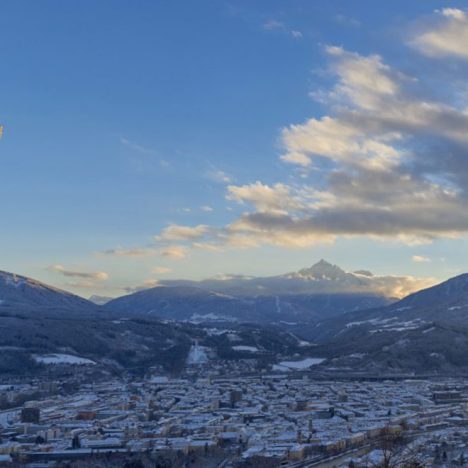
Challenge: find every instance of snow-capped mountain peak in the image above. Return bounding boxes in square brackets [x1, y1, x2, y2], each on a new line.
[297, 259, 348, 281]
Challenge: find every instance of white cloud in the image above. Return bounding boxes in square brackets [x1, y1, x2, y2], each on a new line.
[48, 265, 109, 281]
[365, 274, 435, 298]
[100, 247, 158, 257]
[207, 169, 232, 184]
[412, 255, 431, 263]
[192, 242, 222, 252]
[334, 14, 361, 28]
[227, 182, 306, 214]
[201, 205, 214, 212]
[120, 137, 155, 155]
[151, 266, 172, 274]
[411, 8, 468, 59]
[262, 19, 303, 39]
[159, 245, 187, 259]
[157, 224, 209, 241]
[123, 10, 468, 256]
[262, 19, 284, 31]
[123, 279, 162, 293]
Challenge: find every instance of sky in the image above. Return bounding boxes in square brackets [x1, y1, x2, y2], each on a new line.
[2, 0, 468, 297]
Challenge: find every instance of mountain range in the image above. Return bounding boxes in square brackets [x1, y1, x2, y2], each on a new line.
[0, 261, 466, 376]
[149, 259, 433, 298]
[0, 270, 98, 316]
[104, 260, 433, 323]
[297, 273, 468, 373]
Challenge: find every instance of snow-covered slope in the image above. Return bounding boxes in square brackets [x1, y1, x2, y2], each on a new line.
[301, 273, 468, 373]
[0, 270, 97, 314]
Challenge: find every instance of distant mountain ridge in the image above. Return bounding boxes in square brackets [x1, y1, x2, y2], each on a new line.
[104, 284, 390, 323]
[298, 273, 468, 373]
[0, 269, 310, 376]
[104, 260, 405, 323]
[0, 270, 97, 315]
[151, 259, 433, 299]
[0, 266, 466, 375]
[89, 295, 113, 305]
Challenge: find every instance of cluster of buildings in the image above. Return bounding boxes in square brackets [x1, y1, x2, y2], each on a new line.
[0, 372, 466, 467]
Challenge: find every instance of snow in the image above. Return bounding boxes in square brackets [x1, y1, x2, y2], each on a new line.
[189, 313, 237, 323]
[186, 344, 209, 365]
[227, 333, 242, 342]
[150, 376, 169, 384]
[298, 340, 312, 347]
[4, 274, 26, 288]
[0, 410, 18, 428]
[275, 296, 281, 315]
[273, 357, 325, 371]
[34, 354, 96, 365]
[347, 316, 426, 333]
[232, 345, 259, 352]
[204, 328, 232, 336]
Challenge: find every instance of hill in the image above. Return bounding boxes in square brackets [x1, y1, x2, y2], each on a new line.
[300, 274, 468, 374]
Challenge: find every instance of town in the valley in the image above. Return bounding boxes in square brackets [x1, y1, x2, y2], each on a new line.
[0, 356, 466, 468]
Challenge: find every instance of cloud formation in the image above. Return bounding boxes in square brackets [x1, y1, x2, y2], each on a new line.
[151, 266, 172, 274]
[159, 245, 187, 259]
[411, 8, 468, 59]
[48, 265, 109, 281]
[412, 255, 431, 263]
[123, 279, 162, 294]
[262, 19, 303, 39]
[156, 224, 209, 242]
[48, 265, 109, 289]
[120, 137, 155, 155]
[100, 247, 159, 257]
[115, 9, 468, 260]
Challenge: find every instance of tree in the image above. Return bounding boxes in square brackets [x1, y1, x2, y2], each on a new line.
[366, 424, 423, 468]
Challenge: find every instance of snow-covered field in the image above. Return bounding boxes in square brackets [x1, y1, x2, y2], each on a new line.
[186, 344, 209, 364]
[34, 354, 96, 365]
[346, 316, 427, 333]
[189, 313, 237, 323]
[232, 345, 259, 352]
[273, 357, 325, 371]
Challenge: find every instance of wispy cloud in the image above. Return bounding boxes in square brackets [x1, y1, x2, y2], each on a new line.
[159, 245, 187, 259]
[262, 19, 303, 39]
[120, 137, 155, 155]
[412, 255, 431, 263]
[334, 14, 361, 28]
[123, 279, 162, 293]
[156, 224, 209, 242]
[48, 264, 109, 281]
[206, 169, 232, 184]
[151, 266, 172, 274]
[100, 247, 159, 257]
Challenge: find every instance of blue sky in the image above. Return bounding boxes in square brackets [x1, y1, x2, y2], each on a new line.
[1, 1, 468, 296]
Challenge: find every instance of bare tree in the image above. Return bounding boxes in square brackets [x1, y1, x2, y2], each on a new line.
[365, 424, 423, 468]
